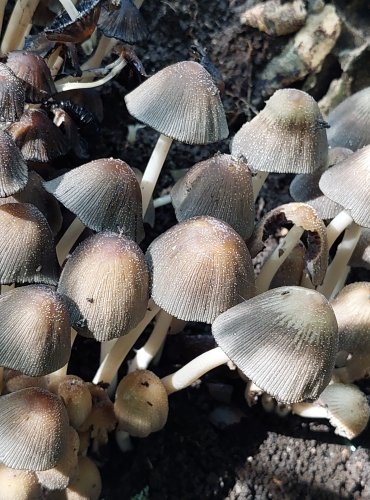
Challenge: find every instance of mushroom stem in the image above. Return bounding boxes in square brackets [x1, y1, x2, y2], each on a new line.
[325, 210, 354, 249]
[153, 193, 172, 208]
[100, 339, 118, 394]
[56, 218, 85, 266]
[252, 171, 269, 201]
[58, 0, 79, 21]
[162, 347, 230, 395]
[141, 134, 173, 216]
[128, 310, 172, 372]
[317, 222, 362, 299]
[0, 1, 8, 39]
[81, 35, 116, 71]
[1, 0, 39, 54]
[93, 300, 160, 385]
[255, 225, 305, 294]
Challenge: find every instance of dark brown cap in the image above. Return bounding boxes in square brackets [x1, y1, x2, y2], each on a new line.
[98, 0, 148, 44]
[0, 63, 25, 122]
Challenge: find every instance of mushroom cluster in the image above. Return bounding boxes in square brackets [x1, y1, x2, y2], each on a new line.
[0, 0, 368, 496]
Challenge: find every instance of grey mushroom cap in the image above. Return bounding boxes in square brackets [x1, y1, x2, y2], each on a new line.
[125, 60, 229, 145]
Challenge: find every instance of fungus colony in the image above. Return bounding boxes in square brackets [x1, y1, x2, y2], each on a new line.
[0, 0, 368, 497]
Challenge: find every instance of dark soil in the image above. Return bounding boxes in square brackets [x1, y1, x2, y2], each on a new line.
[62, 0, 370, 498]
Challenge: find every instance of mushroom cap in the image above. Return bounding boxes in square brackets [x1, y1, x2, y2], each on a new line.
[0, 63, 25, 122]
[64, 456, 102, 500]
[146, 216, 255, 323]
[44, 158, 144, 242]
[319, 145, 370, 227]
[0, 463, 41, 500]
[231, 88, 328, 174]
[58, 232, 149, 341]
[114, 370, 169, 437]
[6, 50, 56, 103]
[0, 129, 28, 197]
[349, 227, 370, 269]
[327, 86, 370, 151]
[0, 285, 71, 376]
[98, 0, 149, 43]
[0, 203, 59, 285]
[0, 387, 69, 470]
[125, 60, 229, 144]
[212, 286, 339, 403]
[171, 153, 254, 239]
[55, 375, 92, 429]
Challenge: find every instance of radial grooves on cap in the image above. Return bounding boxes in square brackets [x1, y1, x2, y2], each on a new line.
[0, 203, 58, 285]
[319, 145, 370, 228]
[125, 61, 229, 144]
[44, 158, 143, 241]
[0, 387, 69, 470]
[231, 88, 328, 174]
[98, 0, 148, 43]
[0, 285, 71, 376]
[0, 63, 25, 122]
[212, 286, 338, 403]
[171, 153, 254, 239]
[146, 216, 255, 323]
[58, 232, 149, 341]
[0, 130, 28, 197]
[349, 228, 370, 269]
[6, 109, 68, 162]
[6, 51, 56, 103]
[327, 87, 370, 151]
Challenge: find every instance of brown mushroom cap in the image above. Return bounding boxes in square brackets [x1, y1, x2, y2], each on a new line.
[114, 370, 169, 438]
[6, 50, 56, 103]
[0, 63, 25, 122]
[146, 216, 255, 323]
[171, 153, 254, 239]
[212, 286, 339, 403]
[125, 60, 229, 144]
[0, 285, 71, 376]
[0, 387, 69, 470]
[0, 203, 59, 285]
[58, 232, 149, 341]
[55, 375, 92, 429]
[44, 158, 144, 241]
[0, 129, 28, 197]
[231, 88, 328, 174]
[0, 463, 41, 500]
[319, 145, 370, 228]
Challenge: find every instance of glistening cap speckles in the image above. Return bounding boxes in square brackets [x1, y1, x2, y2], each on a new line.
[0, 129, 28, 197]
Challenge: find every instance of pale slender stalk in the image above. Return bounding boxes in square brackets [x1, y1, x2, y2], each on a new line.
[326, 210, 353, 249]
[81, 35, 116, 71]
[58, 0, 79, 19]
[93, 300, 160, 385]
[1, 0, 39, 54]
[56, 218, 85, 266]
[161, 347, 230, 395]
[128, 310, 172, 372]
[153, 193, 172, 209]
[0, 0, 8, 39]
[318, 222, 362, 299]
[331, 266, 350, 299]
[141, 134, 173, 216]
[100, 339, 118, 395]
[252, 171, 269, 201]
[255, 225, 305, 295]
[48, 46, 64, 76]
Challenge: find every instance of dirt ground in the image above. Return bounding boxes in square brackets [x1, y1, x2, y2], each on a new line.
[52, 0, 370, 498]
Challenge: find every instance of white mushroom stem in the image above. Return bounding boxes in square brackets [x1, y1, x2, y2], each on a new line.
[100, 339, 118, 395]
[252, 171, 269, 201]
[162, 347, 230, 395]
[0, 1, 8, 39]
[58, 0, 79, 20]
[56, 218, 85, 266]
[93, 300, 160, 385]
[255, 225, 305, 294]
[81, 35, 116, 71]
[291, 401, 328, 419]
[141, 134, 173, 216]
[153, 193, 172, 208]
[325, 210, 354, 249]
[128, 310, 172, 372]
[317, 221, 362, 299]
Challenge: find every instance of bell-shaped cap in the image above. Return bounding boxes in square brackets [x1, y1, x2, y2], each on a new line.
[146, 216, 255, 323]
[6, 109, 69, 162]
[0, 463, 41, 499]
[0, 129, 28, 197]
[98, 0, 148, 43]
[58, 232, 149, 341]
[319, 145, 370, 227]
[114, 370, 169, 437]
[54, 375, 92, 429]
[327, 87, 370, 151]
[0, 170, 63, 235]
[0, 387, 69, 470]
[349, 228, 370, 269]
[63, 456, 102, 500]
[171, 153, 254, 239]
[125, 60, 229, 144]
[0, 203, 59, 285]
[44, 158, 144, 242]
[6, 50, 56, 103]
[212, 286, 339, 403]
[231, 88, 328, 174]
[0, 285, 71, 376]
[0, 63, 25, 122]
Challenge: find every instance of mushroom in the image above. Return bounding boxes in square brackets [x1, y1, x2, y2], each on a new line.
[125, 60, 229, 214]
[0, 463, 41, 499]
[0, 129, 28, 197]
[53, 375, 93, 429]
[0, 63, 25, 122]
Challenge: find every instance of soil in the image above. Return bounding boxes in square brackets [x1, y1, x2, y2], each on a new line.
[24, 0, 370, 498]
